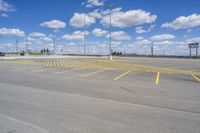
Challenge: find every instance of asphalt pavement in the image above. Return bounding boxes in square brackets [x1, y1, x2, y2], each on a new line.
[0, 56, 200, 133]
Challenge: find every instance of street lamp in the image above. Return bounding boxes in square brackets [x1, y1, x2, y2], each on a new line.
[108, 3, 112, 60]
[84, 9, 87, 55]
[53, 38, 56, 54]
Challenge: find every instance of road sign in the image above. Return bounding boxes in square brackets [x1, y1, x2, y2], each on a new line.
[188, 43, 199, 48]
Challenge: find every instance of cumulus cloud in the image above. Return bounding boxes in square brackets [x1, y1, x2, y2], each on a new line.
[135, 39, 151, 45]
[92, 28, 107, 37]
[162, 14, 200, 30]
[101, 9, 157, 28]
[135, 27, 146, 34]
[0, 28, 25, 37]
[106, 31, 131, 41]
[150, 34, 175, 41]
[70, 13, 96, 28]
[135, 25, 155, 34]
[27, 32, 53, 44]
[186, 37, 200, 43]
[26, 37, 35, 42]
[40, 20, 66, 29]
[83, 0, 104, 8]
[154, 40, 174, 45]
[62, 31, 89, 41]
[136, 36, 144, 40]
[0, 0, 15, 12]
[29, 32, 46, 37]
[88, 9, 102, 18]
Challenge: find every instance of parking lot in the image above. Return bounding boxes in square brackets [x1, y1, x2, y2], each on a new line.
[0, 56, 200, 133]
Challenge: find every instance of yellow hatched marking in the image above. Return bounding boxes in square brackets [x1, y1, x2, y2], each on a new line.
[191, 73, 200, 82]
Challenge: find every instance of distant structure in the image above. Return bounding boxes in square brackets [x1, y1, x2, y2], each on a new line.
[188, 43, 199, 57]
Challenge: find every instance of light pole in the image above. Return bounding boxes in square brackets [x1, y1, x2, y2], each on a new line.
[16, 39, 19, 53]
[108, 3, 112, 60]
[151, 42, 154, 56]
[83, 9, 86, 55]
[53, 38, 56, 54]
[5, 43, 8, 55]
[26, 38, 29, 54]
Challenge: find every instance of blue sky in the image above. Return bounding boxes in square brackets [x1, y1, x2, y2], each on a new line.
[0, 0, 200, 55]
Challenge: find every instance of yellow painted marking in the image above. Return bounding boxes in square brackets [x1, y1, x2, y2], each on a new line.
[53, 68, 86, 75]
[113, 70, 131, 81]
[191, 73, 200, 82]
[155, 72, 160, 85]
[80, 69, 106, 77]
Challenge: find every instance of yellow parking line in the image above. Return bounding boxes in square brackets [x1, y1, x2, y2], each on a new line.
[155, 72, 160, 85]
[80, 69, 106, 77]
[33, 67, 52, 72]
[113, 70, 131, 81]
[191, 73, 200, 82]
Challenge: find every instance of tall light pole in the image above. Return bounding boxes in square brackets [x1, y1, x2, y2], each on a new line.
[5, 41, 8, 55]
[53, 38, 56, 54]
[84, 9, 86, 55]
[109, 3, 112, 60]
[16, 39, 19, 53]
[26, 38, 29, 54]
[151, 42, 154, 56]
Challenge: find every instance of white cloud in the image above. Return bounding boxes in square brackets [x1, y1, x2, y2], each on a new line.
[27, 32, 53, 44]
[26, 37, 35, 42]
[40, 20, 66, 29]
[150, 34, 175, 41]
[154, 40, 174, 45]
[162, 14, 200, 30]
[101, 9, 157, 28]
[135, 39, 151, 45]
[1, 13, 8, 17]
[186, 37, 200, 43]
[135, 25, 155, 34]
[29, 32, 46, 37]
[0, 28, 25, 37]
[70, 13, 96, 28]
[88, 9, 102, 18]
[0, 0, 15, 12]
[84, 0, 104, 8]
[135, 27, 146, 34]
[62, 31, 89, 41]
[136, 36, 144, 40]
[92, 28, 107, 37]
[106, 31, 131, 41]
[42, 36, 53, 42]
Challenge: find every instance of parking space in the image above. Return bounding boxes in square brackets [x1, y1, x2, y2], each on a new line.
[0, 57, 200, 133]
[1, 58, 200, 86]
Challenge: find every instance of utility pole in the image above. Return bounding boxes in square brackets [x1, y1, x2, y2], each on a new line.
[109, 3, 112, 60]
[84, 9, 86, 55]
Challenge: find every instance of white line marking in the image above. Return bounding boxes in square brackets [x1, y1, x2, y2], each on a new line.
[0, 114, 49, 133]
